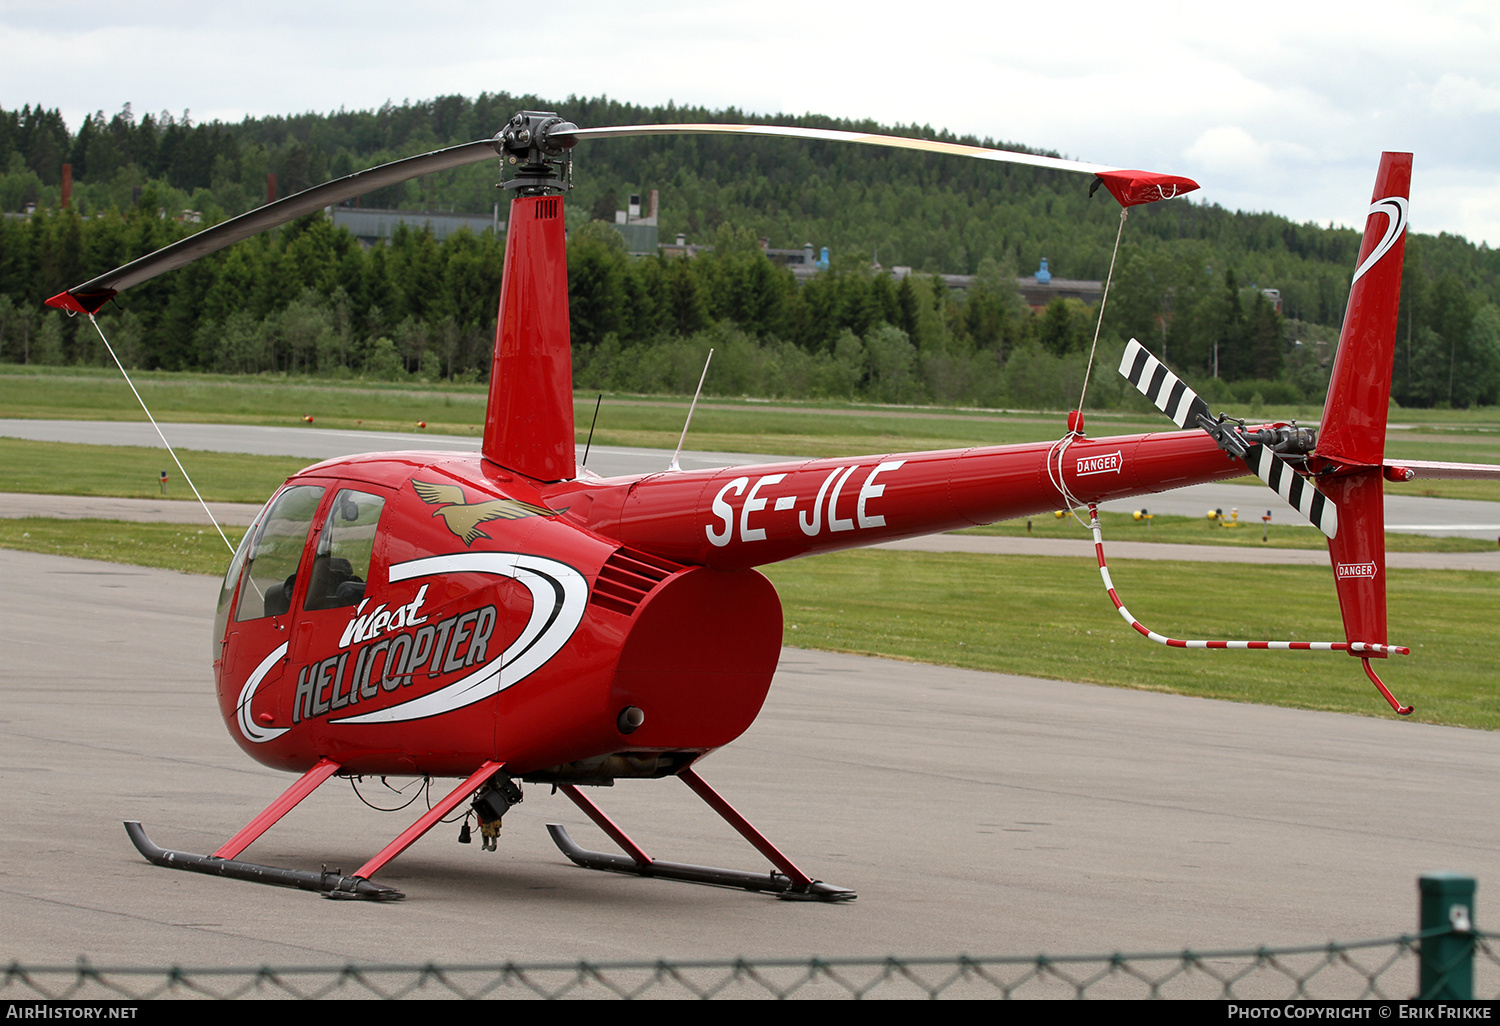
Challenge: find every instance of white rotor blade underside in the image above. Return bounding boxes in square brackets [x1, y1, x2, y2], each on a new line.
[566, 123, 1115, 176]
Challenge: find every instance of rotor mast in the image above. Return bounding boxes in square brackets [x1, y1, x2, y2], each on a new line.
[482, 112, 580, 483]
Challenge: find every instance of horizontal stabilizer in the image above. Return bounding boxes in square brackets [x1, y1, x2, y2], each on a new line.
[1386, 459, 1500, 482]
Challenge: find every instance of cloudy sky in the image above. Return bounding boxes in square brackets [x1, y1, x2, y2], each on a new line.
[4, 0, 1497, 245]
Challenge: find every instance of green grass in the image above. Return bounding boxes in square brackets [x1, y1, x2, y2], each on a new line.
[961, 511, 1495, 552]
[764, 549, 1500, 729]
[0, 367, 1164, 447]
[1382, 436, 1500, 501]
[0, 517, 248, 576]
[583, 396, 1166, 453]
[0, 367, 492, 436]
[0, 438, 312, 503]
[0, 517, 1494, 729]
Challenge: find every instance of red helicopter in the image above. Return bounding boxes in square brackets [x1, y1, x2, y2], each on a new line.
[45, 112, 1493, 902]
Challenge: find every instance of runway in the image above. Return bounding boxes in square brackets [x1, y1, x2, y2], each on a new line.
[5, 418, 1499, 538]
[2, 547, 1497, 967]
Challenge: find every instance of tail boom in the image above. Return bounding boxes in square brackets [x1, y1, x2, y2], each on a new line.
[566, 429, 1248, 570]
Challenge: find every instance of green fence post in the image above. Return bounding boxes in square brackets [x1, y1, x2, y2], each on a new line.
[1419, 872, 1475, 999]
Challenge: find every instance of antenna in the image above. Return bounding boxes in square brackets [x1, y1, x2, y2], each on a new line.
[669, 348, 714, 472]
[581, 393, 602, 468]
[87, 314, 235, 555]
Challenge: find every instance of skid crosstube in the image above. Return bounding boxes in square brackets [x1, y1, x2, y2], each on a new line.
[124, 821, 403, 900]
[548, 769, 856, 902]
[123, 760, 506, 901]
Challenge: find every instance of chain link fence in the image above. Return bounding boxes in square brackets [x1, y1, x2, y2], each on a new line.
[6, 875, 1493, 1001]
[5, 928, 1496, 1000]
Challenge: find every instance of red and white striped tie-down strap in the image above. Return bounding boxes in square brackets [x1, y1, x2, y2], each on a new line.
[1084, 505, 1413, 715]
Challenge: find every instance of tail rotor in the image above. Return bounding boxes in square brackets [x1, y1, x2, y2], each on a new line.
[1110, 153, 1420, 713]
[1119, 338, 1338, 539]
[1113, 326, 1412, 714]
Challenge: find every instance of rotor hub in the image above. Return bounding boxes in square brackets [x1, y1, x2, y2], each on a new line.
[493, 111, 579, 195]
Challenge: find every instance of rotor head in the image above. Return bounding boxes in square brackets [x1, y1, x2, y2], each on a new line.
[494, 111, 579, 195]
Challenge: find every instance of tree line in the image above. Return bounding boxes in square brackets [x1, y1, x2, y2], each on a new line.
[0, 204, 1367, 411]
[1, 96, 1497, 408]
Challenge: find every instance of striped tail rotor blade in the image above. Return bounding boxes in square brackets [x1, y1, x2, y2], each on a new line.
[1118, 338, 1340, 539]
[1119, 338, 1210, 430]
[1245, 443, 1339, 539]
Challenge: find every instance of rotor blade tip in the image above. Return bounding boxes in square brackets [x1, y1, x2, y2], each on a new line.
[45, 289, 112, 315]
[1096, 170, 1200, 207]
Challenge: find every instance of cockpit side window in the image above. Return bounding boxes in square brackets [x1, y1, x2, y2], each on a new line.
[233, 484, 325, 623]
[303, 489, 385, 612]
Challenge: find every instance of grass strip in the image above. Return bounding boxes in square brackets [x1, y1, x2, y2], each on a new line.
[0, 517, 248, 576]
[0, 438, 312, 503]
[764, 549, 1500, 729]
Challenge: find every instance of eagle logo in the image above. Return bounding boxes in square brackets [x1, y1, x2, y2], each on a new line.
[411, 480, 565, 546]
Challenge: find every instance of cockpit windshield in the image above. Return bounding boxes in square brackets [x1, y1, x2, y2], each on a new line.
[232, 485, 325, 623]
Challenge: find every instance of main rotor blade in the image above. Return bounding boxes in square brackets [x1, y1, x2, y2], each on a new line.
[567, 122, 1112, 174]
[563, 124, 1199, 207]
[48, 116, 1200, 314]
[1118, 339, 1338, 539]
[48, 138, 500, 313]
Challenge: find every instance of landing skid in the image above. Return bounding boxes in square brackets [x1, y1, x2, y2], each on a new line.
[124, 821, 403, 900]
[547, 824, 853, 900]
[123, 761, 854, 902]
[548, 768, 856, 902]
[122, 758, 505, 901]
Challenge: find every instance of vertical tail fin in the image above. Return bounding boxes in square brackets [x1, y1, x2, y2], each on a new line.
[1314, 152, 1412, 653]
[482, 194, 576, 482]
[1316, 153, 1412, 469]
